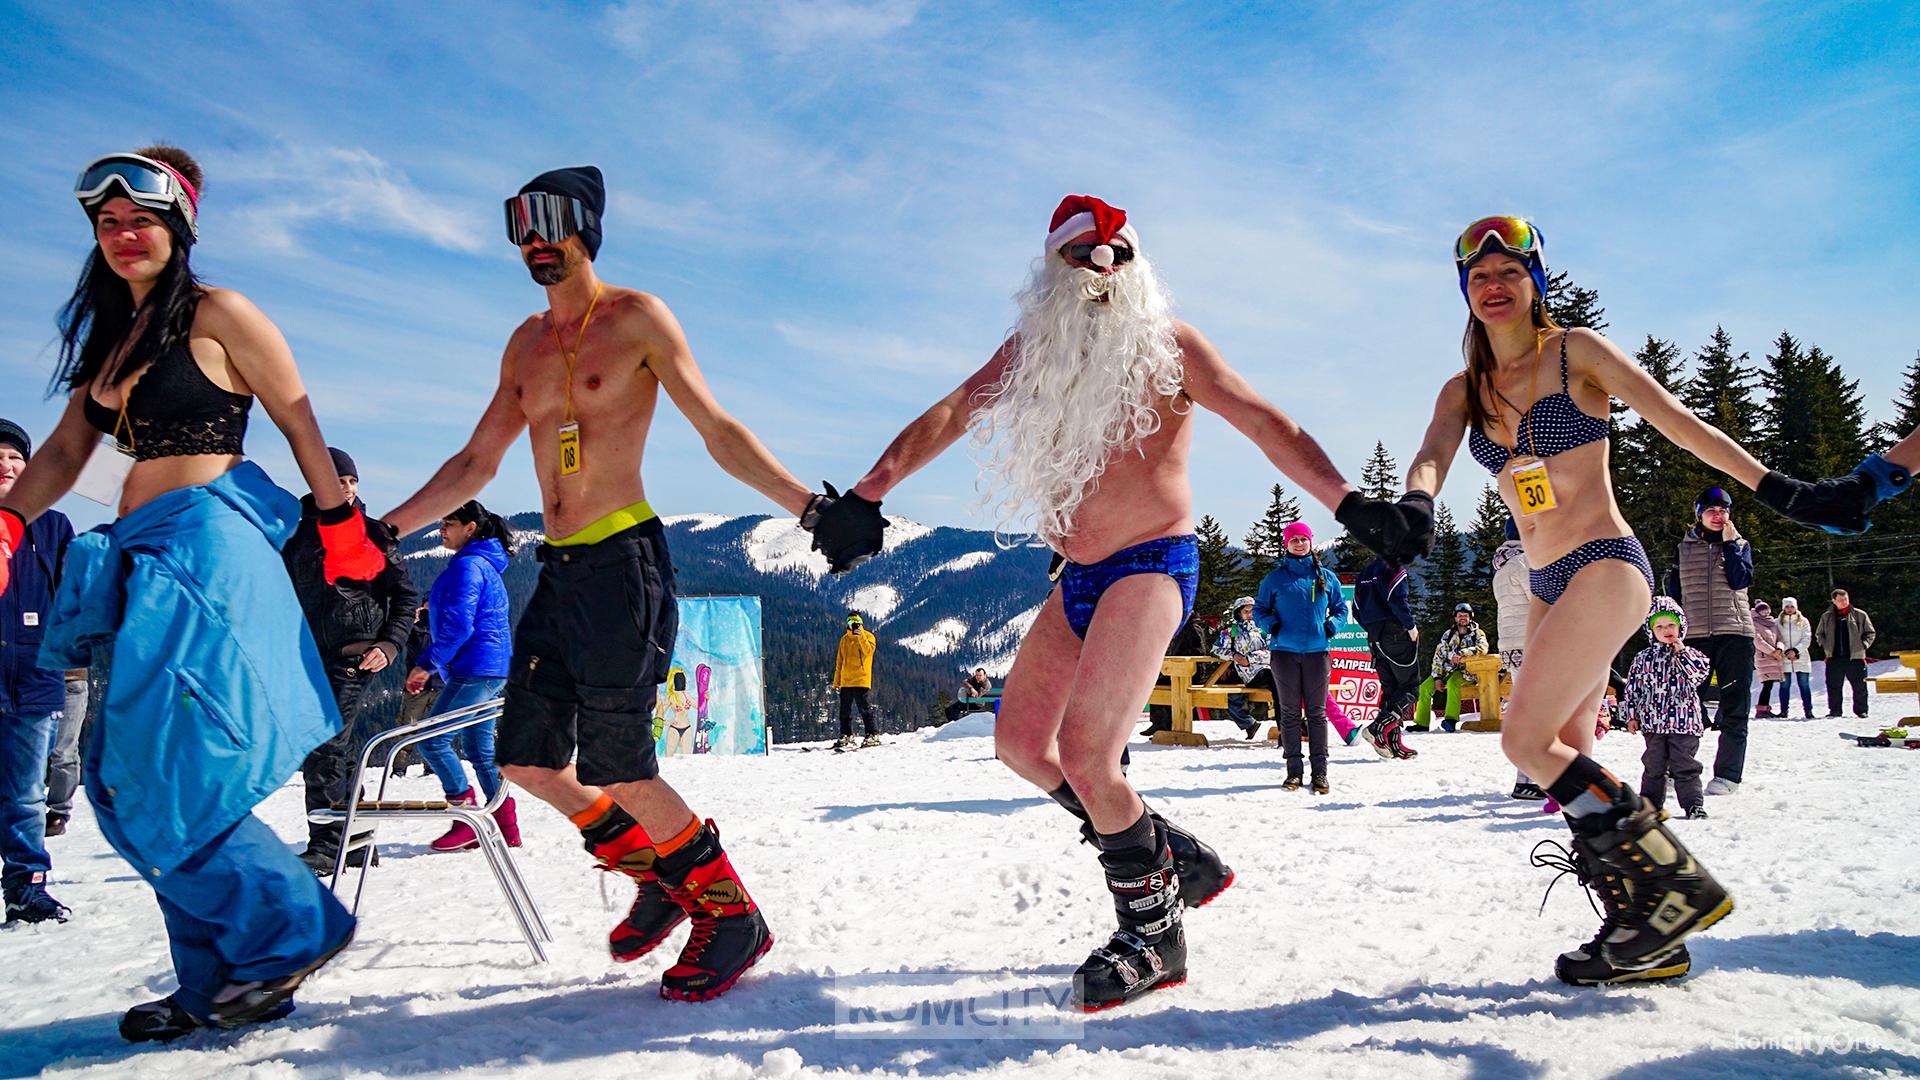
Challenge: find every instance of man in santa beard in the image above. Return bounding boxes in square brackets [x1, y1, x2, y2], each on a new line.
[807, 196, 1434, 1010]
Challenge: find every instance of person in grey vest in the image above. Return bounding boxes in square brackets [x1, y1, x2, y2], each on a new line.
[1661, 487, 1755, 796]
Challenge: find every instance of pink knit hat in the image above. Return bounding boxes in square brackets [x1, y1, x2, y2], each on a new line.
[1283, 522, 1313, 543]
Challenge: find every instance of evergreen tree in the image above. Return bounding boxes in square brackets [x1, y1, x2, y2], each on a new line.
[1758, 330, 1813, 470]
[1417, 502, 1465, 655]
[1612, 335, 1696, 577]
[1194, 515, 1242, 621]
[1803, 345, 1870, 476]
[1545, 270, 1608, 332]
[1236, 483, 1300, 597]
[1459, 484, 1506, 622]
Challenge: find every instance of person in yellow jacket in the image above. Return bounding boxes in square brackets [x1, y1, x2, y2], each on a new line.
[832, 612, 881, 751]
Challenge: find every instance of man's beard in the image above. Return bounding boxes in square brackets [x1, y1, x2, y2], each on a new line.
[525, 245, 577, 286]
[969, 254, 1182, 543]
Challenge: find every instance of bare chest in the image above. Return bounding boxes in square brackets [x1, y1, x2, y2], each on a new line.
[514, 326, 656, 429]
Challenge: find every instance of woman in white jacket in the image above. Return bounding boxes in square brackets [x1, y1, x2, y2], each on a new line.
[1775, 597, 1815, 720]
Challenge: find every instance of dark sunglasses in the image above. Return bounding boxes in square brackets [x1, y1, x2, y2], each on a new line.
[1061, 243, 1135, 265]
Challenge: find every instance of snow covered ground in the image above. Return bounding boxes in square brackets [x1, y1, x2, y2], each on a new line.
[5, 696, 1920, 1078]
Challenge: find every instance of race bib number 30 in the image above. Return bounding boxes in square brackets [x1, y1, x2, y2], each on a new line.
[1511, 457, 1557, 515]
[558, 422, 581, 476]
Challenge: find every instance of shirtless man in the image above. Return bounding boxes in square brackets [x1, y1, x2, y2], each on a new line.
[806, 196, 1429, 1009]
[385, 166, 823, 1001]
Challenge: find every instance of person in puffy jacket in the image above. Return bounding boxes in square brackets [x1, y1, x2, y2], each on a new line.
[1624, 597, 1712, 819]
[1775, 597, 1814, 719]
[1253, 522, 1346, 792]
[407, 500, 516, 851]
[1750, 601, 1784, 718]
[1210, 597, 1273, 738]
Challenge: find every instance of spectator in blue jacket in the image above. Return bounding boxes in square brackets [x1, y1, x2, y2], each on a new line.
[0, 420, 73, 924]
[407, 500, 516, 852]
[1253, 521, 1347, 793]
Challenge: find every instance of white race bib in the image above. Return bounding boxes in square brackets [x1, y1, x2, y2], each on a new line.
[71, 435, 136, 507]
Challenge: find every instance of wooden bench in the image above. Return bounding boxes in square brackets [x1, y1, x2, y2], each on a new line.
[1898, 652, 1920, 724]
[1457, 654, 1511, 732]
[1147, 656, 1275, 747]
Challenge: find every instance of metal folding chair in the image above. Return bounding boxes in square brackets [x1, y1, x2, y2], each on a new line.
[306, 696, 553, 962]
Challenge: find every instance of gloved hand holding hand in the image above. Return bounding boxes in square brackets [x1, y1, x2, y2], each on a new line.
[0, 507, 23, 599]
[1755, 454, 1913, 536]
[1335, 490, 1436, 564]
[316, 503, 388, 584]
[807, 481, 888, 574]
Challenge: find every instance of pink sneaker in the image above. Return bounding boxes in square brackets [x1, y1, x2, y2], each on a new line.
[430, 789, 480, 852]
[493, 796, 522, 848]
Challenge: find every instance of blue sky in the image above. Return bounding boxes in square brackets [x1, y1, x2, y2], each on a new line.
[3, 1, 1916, 539]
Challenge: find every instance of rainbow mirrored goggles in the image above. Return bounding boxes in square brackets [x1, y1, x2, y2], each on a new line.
[504, 191, 599, 247]
[1455, 215, 1547, 300]
[75, 153, 200, 240]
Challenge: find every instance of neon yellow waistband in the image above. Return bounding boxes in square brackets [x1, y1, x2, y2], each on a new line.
[544, 500, 657, 547]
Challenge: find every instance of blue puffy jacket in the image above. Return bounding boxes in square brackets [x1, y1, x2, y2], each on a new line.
[1253, 553, 1346, 655]
[421, 538, 511, 679]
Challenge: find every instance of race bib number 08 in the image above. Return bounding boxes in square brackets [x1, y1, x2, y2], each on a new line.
[558, 422, 581, 476]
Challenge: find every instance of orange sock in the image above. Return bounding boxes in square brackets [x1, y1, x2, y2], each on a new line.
[652, 814, 703, 857]
[569, 793, 617, 829]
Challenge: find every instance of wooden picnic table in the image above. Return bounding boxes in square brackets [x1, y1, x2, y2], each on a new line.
[1147, 656, 1275, 747]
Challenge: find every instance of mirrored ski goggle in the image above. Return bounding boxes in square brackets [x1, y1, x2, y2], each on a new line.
[75, 153, 200, 239]
[504, 191, 599, 246]
[1454, 216, 1543, 265]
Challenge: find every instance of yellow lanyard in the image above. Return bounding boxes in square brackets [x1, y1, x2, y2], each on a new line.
[550, 284, 604, 425]
[1510, 329, 1546, 460]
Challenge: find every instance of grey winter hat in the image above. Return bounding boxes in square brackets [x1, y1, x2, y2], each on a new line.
[1226, 596, 1256, 614]
[0, 418, 28, 458]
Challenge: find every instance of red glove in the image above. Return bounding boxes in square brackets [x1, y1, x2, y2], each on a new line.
[0, 507, 23, 598]
[315, 504, 388, 584]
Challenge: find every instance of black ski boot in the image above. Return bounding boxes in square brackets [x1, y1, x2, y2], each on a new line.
[1532, 839, 1691, 986]
[207, 929, 352, 1028]
[1054, 786, 1233, 909]
[1576, 791, 1732, 968]
[1072, 825, 1186, 1011]
[120, 994, 295, 1043]
[652, 821, 774, 1001]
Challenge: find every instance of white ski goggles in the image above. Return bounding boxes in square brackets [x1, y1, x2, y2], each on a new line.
[75, 153, 200, 240]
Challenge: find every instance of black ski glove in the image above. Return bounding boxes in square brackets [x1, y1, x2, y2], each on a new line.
[1754, 470, 1878, 536]
[807, 481, 888, 573]
[1335, 490, 1436, 565]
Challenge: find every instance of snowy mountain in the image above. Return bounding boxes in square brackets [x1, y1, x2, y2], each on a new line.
[399, 513, 1053, 743]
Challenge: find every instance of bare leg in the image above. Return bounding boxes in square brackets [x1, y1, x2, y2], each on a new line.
[1057, 574, 1186, 833]
[501, 762, 694, 838]
[994, 588, 1081, 792]
[1501, 561, 1651, 787]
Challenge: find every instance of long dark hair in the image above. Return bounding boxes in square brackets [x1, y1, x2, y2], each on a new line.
[447, 500, 516, 555]
[51, 145, 206, 397]
[1460, 292, 1562, 436]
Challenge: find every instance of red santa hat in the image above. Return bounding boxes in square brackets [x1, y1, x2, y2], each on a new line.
[1045, 195, 1141, 266]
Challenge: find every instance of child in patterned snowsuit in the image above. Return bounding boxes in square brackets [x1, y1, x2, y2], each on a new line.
[1624, 596, 1712, 819]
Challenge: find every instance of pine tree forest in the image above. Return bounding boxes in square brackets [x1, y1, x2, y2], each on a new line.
[1185, 280, 1919, 662]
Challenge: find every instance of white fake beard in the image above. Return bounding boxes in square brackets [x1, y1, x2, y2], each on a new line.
[969, 253, 1184, 544]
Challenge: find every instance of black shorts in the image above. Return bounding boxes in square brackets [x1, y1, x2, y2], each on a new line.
[498, 519, 678, 785]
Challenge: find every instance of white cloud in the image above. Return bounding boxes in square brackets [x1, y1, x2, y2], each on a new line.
[219, 145, 490, 256]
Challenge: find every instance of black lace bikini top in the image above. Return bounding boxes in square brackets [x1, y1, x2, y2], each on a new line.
[84, 342, 252, 462]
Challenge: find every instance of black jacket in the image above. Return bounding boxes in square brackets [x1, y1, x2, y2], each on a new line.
[283, 495, 418, 660]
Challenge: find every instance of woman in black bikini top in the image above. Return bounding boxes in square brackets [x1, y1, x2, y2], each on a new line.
[1394, 215, 1898, 989]
[0, 145, 390, 1041]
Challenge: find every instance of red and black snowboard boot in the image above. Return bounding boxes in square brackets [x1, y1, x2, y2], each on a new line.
[652, 821, 774, 1001]
[1072, 823, 1187, 1011]
[585, 810, 688, 963]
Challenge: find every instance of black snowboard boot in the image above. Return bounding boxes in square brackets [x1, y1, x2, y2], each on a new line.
[207, 929, 352, 1028]
[120, 994, 295, 1043]
[1072, 825, 1187, 1011]
[652, 821, 774, 1001]
[1576, 792, 1732, 968]
[1531, 839, 1692, 986]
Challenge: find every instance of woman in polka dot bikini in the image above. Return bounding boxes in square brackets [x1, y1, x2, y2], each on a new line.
[1395, 216, 1913, 987]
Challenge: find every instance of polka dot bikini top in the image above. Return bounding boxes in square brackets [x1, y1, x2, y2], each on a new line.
[1467, 332, 1609, 474]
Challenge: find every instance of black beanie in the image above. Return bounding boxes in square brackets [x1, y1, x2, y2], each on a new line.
[328, 446, 358, 480]
[519, 165, 605, 260]
[0, 418, 29, 458]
